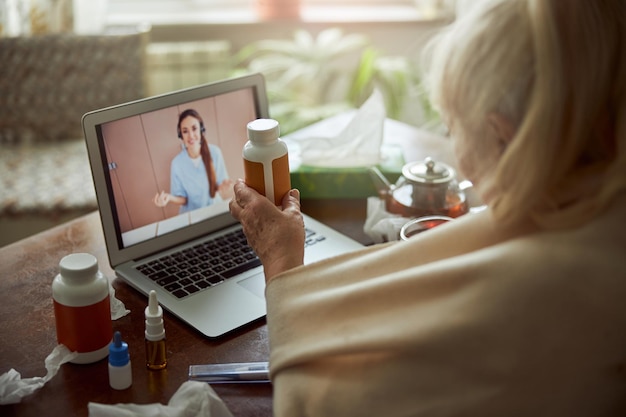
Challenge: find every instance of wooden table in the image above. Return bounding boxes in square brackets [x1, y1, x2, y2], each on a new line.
[0, 198, 371, 417]
[0, 120, 453, 416]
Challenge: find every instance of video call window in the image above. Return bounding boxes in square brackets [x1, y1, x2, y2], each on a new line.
[98, 88, 258, 248]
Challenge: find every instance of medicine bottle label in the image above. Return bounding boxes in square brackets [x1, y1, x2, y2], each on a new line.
[54, 296, 112, 353]
[244, 153, 290, 205]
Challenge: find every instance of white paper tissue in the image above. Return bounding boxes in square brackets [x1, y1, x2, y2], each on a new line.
[0, 345, 77, 405]
[88, 381, 234, 417]
[109, 276, 130, 320]
[291, 89, 386, 168]
[0, 275, 129, 405]
[363, 196, 411, 243]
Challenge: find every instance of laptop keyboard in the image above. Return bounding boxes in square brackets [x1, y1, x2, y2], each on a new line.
[136, 227, 326, 299]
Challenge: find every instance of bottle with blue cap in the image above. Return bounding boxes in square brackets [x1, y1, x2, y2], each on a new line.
[108, 331, 132, 390]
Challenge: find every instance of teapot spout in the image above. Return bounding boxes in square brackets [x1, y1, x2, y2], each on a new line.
[368, 166, 393, 199]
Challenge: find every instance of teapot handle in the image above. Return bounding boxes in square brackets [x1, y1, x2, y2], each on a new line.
[457, 179, 488, 213]
[458, 179, 473, 191]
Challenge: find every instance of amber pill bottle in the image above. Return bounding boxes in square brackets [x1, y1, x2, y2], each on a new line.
[52, 253, 112, 364]
[243, 118, 291, 205]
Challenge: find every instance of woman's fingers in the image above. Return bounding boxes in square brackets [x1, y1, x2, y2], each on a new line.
[153, 191, 168, 207]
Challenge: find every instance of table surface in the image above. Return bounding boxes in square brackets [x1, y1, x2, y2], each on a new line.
[0, 123, 453, 417]
[0, 198, 372, 417]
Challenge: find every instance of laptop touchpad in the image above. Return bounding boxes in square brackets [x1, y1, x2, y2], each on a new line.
[237, 273, 266, 299]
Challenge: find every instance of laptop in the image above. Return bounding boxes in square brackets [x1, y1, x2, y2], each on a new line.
[82, 73, 364, 338]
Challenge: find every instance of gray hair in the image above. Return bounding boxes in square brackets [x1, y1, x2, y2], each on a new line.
[423, 0, 625, 229]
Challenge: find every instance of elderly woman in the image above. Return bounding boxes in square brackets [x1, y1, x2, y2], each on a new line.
[230, 0, 626, 415]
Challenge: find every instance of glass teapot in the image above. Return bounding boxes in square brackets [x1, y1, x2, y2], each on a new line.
[369, 157, 470, 218]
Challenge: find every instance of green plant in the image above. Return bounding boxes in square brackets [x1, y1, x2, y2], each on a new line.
[348, 47, 442, 131]
[349, 47, 413, 119]
[235, 27, 440, 134]
[236, 28, 367, 133]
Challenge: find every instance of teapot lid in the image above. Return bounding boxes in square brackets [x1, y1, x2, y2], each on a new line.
[402, 157, 455, 185]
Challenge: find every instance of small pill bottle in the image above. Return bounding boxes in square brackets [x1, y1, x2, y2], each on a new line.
[108, 331, 132, 390]
[243, 118, 291, 206]
[52, 253, 112, 364]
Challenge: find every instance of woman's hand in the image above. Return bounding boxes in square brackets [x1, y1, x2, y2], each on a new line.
[153, 191, 186, 208]
[229, 179, 305, 282]
[217, 179, 234, 200]
[153, 191, 171, 207]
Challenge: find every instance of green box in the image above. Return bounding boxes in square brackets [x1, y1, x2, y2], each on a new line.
[290, 144, 404, 199]
[283, 111, 442, 199]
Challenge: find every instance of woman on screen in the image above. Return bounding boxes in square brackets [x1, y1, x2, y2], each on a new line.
[153, 109, 233, 213]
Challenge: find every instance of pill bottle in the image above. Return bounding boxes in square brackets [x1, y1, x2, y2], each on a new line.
[243, 118, 291, 206]
[108, 331, 132, 390]
[52, 253, 112, 364]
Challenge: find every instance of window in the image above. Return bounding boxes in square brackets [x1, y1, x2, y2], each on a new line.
[75, 0, 454, 33]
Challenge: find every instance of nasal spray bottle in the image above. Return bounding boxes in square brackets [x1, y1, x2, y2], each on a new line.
[145, 290, 167, 370]
[243, 119, 291, 205]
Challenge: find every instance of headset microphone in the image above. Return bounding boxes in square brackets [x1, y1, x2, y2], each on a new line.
[177, 123, 205, 139]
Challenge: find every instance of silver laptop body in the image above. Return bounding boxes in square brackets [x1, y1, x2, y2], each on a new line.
[82, 73, 363, 337]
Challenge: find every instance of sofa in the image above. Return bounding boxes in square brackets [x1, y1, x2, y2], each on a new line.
[0, 28, 149, 245]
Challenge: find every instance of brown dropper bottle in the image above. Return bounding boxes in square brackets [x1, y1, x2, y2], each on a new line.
[145, 290, 167, 370]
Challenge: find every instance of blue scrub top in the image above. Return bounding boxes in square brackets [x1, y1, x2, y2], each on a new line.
[170, 144, 228, 213]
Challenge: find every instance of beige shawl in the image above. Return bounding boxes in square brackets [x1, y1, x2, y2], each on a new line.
[266, 196, 626, 416]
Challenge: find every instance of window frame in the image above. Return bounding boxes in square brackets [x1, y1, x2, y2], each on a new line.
[103, 0, 451, 26]
[74, 0, 454, 34]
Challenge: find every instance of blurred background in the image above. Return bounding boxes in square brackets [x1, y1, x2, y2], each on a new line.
[0, 0, 462, 246]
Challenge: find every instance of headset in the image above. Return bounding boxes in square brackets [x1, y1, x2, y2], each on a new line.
[177, 123, 205, 139]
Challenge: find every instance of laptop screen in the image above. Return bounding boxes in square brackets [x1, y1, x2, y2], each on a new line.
[83, 74, 269, 265]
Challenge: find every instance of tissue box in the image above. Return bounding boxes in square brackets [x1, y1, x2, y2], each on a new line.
[285, 110, 455, 199]
[285, 111, 408, 199]
[290, 144, 404, 199]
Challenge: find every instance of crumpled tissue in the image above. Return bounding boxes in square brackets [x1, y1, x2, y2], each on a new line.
[108, 275, 131, 320]
[88, 381, 234, 417]
[364, 195, 487, 242]
[290, 89, 386, 168]
[0, 344, 77, 405]
[363, 196, 411, 243]
[0, 275, 129, 405]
